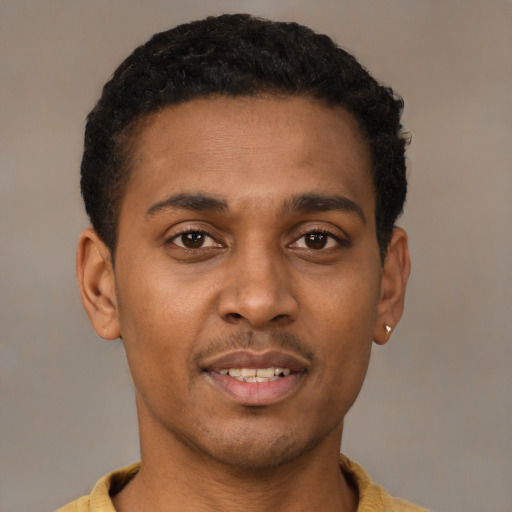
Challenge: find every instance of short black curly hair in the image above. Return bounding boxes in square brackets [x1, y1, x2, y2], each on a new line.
[81, 13, 408, 261]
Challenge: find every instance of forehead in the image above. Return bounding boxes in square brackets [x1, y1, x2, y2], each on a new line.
[123, 95, 374, 216]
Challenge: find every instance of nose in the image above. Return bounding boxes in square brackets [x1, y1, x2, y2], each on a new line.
[217, 246, 299, 329]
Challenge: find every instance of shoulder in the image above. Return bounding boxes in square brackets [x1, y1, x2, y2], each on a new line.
[339, 454, 430, 512]
[56, 463, 140, 512]
[56, 495, 90, 512]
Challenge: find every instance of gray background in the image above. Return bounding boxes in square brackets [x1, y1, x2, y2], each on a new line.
[1, 1, 511, 511]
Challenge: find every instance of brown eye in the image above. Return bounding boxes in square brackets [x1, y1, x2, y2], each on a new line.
[181, 232, 205, 248]
[172, 231, 219, 249]
[289, 231, 344, 251]
[304, 232, 329, 249]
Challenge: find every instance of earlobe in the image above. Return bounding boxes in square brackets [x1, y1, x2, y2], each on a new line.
[76, 228, 121, 340]
[373, 227, 411, 345]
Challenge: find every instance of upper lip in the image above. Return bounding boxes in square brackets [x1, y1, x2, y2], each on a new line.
[202, 350, 310, 373]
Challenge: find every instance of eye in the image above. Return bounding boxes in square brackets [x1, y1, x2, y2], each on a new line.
[170, 231, 221, 249]
[290, 231, 346, 250]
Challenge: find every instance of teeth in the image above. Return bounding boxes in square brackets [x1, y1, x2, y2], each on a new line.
[223, 367, 292, 382]
[256, 368, 274, 378]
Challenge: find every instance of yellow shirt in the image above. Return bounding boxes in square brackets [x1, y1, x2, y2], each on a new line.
[57, 454, 429, 511]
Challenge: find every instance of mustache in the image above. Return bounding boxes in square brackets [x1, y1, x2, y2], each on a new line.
[190, 330, 315, 368]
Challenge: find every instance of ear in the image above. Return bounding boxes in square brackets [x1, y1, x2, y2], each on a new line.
[76, 228, 121, 340]
[373, 227, 411, 345]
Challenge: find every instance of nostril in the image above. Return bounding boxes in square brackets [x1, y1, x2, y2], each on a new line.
[225, 312, 244, 322]
[270, 313, 294, 326]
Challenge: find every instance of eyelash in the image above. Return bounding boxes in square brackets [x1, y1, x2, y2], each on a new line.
[166, 227, 349, 252]
[290, 228, 350, 251]
[167, 228, 221, 250]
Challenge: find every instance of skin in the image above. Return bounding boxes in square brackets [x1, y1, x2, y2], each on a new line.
[77, 95, 410, 511]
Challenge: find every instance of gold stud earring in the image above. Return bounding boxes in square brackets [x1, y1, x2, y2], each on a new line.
[385, 325, 392, 335]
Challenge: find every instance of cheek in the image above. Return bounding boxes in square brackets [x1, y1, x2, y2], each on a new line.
[117, 262, 212, 338]
[302, 264, 381, 340]
[309, 307, 374, 423]
[300, 264, 380, 389]
[114, 271, 199, 394]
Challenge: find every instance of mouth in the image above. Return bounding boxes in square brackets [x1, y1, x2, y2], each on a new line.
[218, 367, 291, 382]
[202, 350, 309, 406]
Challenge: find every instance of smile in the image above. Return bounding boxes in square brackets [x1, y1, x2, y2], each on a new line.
[219, 367, 292, 382]
[201, 350, 309, 406]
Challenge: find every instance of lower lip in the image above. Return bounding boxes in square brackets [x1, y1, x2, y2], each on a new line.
[206, 371, 304, 406]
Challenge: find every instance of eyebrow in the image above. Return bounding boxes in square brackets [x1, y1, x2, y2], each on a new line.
[144, 191, 365, 223]
[145, 193, 228, 217]
[285, 193, 366, 223]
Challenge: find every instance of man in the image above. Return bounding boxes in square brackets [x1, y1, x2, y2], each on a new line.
[60, 13, 427, 511]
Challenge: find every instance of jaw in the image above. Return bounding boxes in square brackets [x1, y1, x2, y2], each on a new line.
[135, 364, 350, 473]
[122, 396, 352, 512]
[137, 391, 344, 474]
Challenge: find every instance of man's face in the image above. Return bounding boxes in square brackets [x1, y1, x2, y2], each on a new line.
[113, 95, 383, 468]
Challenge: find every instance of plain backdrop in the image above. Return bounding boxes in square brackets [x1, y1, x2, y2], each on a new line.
[1, 1, 511, 511]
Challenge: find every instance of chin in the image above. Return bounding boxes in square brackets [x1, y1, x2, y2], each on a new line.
[204, 441, 304, 471]
[186, 421, 324, 471]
